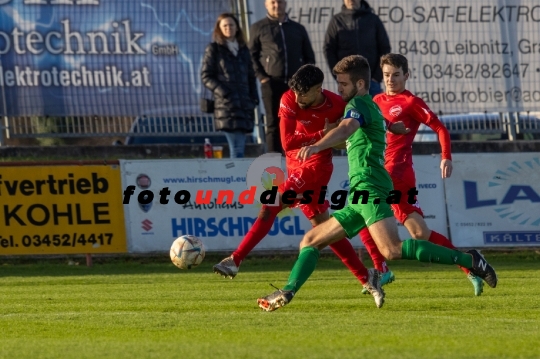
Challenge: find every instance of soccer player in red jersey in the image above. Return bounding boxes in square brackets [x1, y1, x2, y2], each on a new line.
[213, 64, 382, 302]
[359, 53, 485, 296]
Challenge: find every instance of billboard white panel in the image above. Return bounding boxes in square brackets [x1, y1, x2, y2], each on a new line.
[445, 153, 540, 247]
[120, 159, 312, 252]
[120, 156, 450, 253]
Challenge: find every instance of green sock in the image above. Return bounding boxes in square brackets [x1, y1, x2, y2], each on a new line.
[401, 239, 473, 268]
[282, 246, 320, 292]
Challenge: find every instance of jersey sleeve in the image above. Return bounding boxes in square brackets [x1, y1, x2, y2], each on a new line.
[409, 97, 452, 160]
[279, 92, 324, 151]
[343, 103, 366, 127]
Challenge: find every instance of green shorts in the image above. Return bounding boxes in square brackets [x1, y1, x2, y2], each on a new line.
[332, 179, 394, 238]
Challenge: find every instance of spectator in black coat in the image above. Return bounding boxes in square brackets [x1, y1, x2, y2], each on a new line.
[201, 13, 258, 158]
[324, 0, 391, 97]
[249, 0, 316, 153]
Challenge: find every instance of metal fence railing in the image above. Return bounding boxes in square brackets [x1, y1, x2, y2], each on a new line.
[439, 113, 505, 135]
[2, 111, 540, 142]
[516, 112, 540, 134]
[4, 115, 222, 139]
[5, 116, 137, 138]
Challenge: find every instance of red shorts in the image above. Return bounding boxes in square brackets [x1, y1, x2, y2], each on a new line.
[279, 164, 332, 220]
[391, 175, 423, 224]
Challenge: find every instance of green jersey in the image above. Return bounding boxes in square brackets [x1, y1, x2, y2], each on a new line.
[343, 94, 392, 189]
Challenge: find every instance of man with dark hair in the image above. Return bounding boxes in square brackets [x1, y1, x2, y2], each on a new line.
[257, 55, 498, 312]
[323, 0, 391, 97]
[357, 53, 485, 296]
[287, 65, 324, 97]
[213, 64, 384, 307]
[249, 0, 316, 153]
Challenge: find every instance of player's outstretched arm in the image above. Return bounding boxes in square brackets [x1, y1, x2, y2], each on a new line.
[297, 119, 359, 161]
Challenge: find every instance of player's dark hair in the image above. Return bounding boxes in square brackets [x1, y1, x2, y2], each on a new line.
[288, 64, 324, 94]
[333, 55, 371, 91]
[380, 53, 409, 75]
[212, 13, 246, 46]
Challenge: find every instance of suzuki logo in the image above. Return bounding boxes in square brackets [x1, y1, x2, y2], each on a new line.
[142, 219, 153, 231]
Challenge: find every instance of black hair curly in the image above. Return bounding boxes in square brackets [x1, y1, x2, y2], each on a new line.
[288, 64, 324, 94]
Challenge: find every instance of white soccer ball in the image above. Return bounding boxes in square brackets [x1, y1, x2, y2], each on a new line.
[169, 235, 206, 269]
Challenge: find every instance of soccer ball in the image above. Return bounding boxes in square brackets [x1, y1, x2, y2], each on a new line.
[170, 235, 205, 269]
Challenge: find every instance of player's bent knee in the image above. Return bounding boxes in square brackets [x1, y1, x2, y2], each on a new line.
[410, 230, 427, 240]
[300, 229, 327, 250]
[385, 250, 402, 260]
[300, 231, 317, 248]
[379, 244, 401, 260]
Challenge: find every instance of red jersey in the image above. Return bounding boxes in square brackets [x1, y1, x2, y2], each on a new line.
[373, 90, 452, 178]
[279, 89, 346, 169]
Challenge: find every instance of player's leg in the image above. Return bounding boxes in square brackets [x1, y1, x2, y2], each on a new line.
[396, 172, 484, 296]
[257, 217, 348, 311]
[214, 166, 312, 278]
[272, 167, 364, 292]
[310, 211, 369, 285]
[367, 216, 497, 288]
[296, 166, 375, 288]
[359, 227, 388, 273]
[354, 179, 497, 287]
[403, 212, 483, 296]
[359, 227, 395, 294]
[258, 207, 385, 311]
[300, 186, 371, 286]
[308, 210, 384, 308]
[394, 175, 477, 278]
[404, 212, 466, 258]
[285, 217, 350, 290]
[213, 196, 288, 278]
[399, 199, 461, 256]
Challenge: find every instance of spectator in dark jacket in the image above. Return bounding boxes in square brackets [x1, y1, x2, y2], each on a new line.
[324, 0, 391, 97]
[201, 13, 258, 158]
[249, 0, 316, 153]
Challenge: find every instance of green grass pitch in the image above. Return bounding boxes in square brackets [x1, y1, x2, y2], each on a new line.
[1, 251, 539, 359]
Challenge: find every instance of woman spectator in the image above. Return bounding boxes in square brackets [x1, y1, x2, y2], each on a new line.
[201, 13, 258, 158]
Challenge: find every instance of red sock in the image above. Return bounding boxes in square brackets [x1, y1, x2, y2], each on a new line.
[329, 238, 369, 284]
[428, 231, 470, 275]
[231, 205, 282, 266]
[359, 227, 388, 273]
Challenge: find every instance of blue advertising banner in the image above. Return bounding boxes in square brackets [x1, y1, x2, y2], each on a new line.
[0, 0, 230, 116]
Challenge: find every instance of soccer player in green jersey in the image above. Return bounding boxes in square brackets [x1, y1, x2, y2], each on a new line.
[257, 55, 498, 311]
